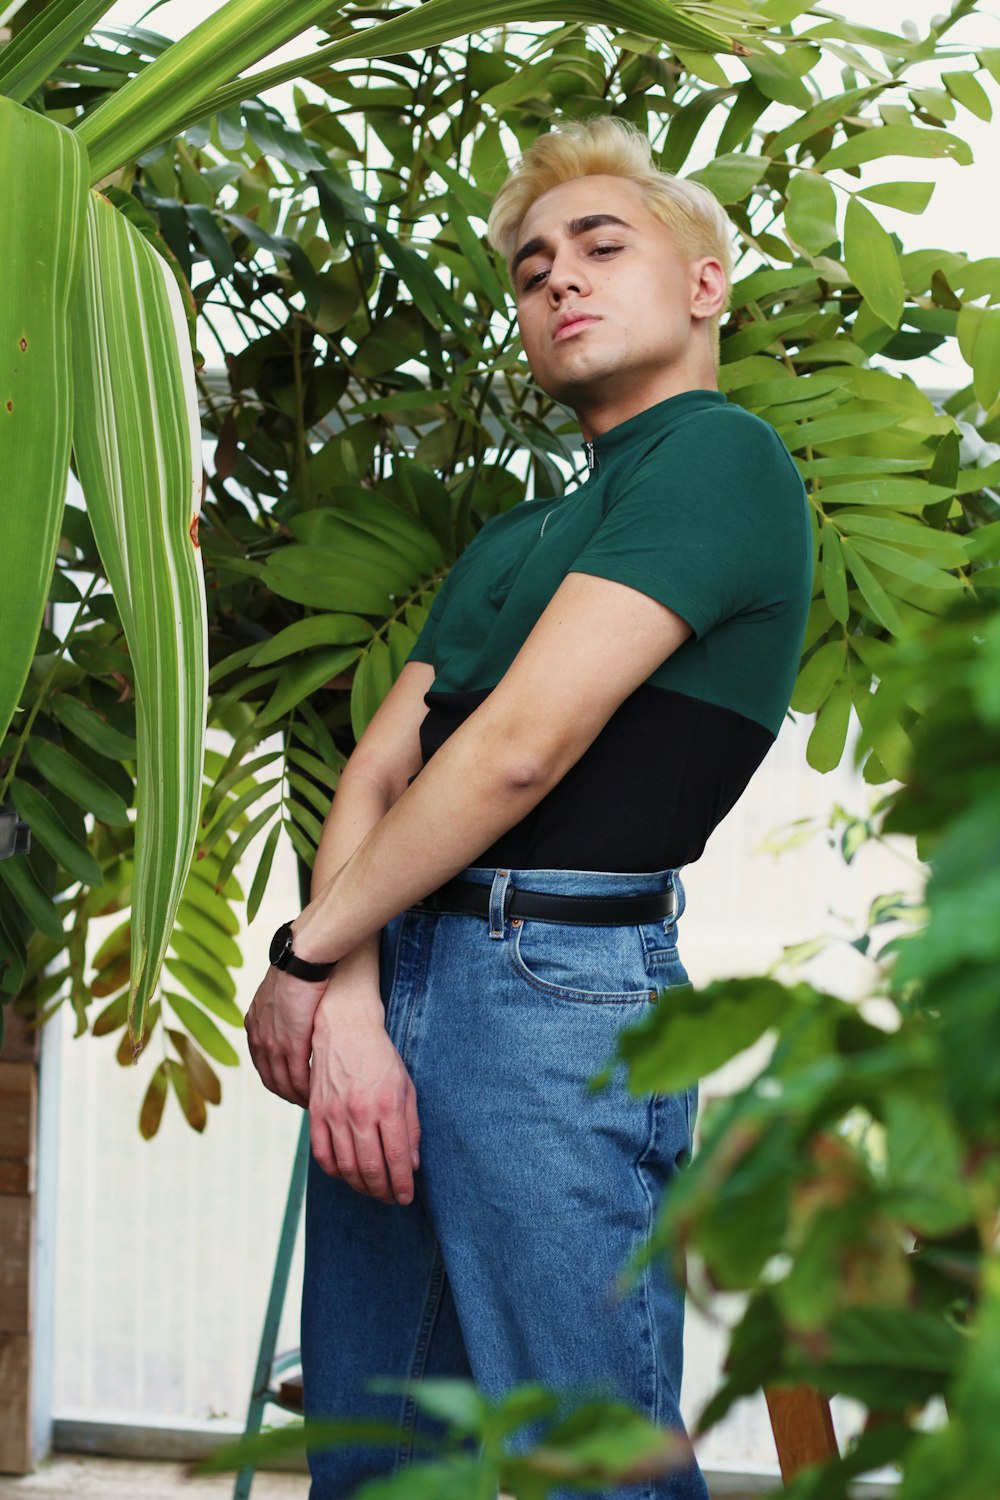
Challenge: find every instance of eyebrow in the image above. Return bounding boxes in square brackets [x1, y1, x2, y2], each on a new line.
[511, 214, 636, 279]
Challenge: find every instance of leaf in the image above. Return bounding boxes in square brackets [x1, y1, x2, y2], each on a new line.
[790, 638, 846, 714]
[164, 991, 240, 1065]
[716, 80, 769, 155]
[287, 773, 332, 820]
[8, 778, 102, 885]
[841, 541, 904, 634]
[816, 124, 974, 173]
[443, 193, 508, 314]
[176, 901, 243, 969]
[807, 681, 852, 772]
[167, 1057, 207, 1131]
[247, 819, 282, 924]
[92, 992, 129, 1036]
[71, 192, 207, 1046]
[167, 1028, 222, 1105]
[91, 916, 131, 971]
[199, 778, 282, 857]
[49, 693, 138, 759]
[614, 978, 801, 1095]
[164, 961, 242, 1025]
[263, 560, 393, 616]
[202, 749, 283, 827]
[0, 853, 64, 942]
[847, 537, 962, 592]
[818, 480, 954, 511]
[836, 512, 967, 565]
[120, 997, 159, 1060]
[169, 931, 237, 1000]
[350, 639, 394, 741]
[27, 737, 131, 826]
[857, 181, 936, 214]
[249, 613, 373, 665]
[688, 153, 770, 205]
[139, 1059, 169, 1139]
[971, 308, 1000, 410]
[166, 0, 743, 152]
[0, 0, 117, 102]
[0, 99, 88, 749]
[258, 647, 363, 726]
[942, 69, 992, 122]
[821, 522, 849, 624]
[287, 746, 340, 789]
[844, 196, 905, 330]
[213, 801, 280, 895]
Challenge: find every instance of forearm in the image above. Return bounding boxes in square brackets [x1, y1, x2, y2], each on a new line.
[291, 716, 561, 965]
[306, 762, 397, 989]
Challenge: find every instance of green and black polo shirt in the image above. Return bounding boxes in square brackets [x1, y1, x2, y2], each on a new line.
[407, 387, 814, 872]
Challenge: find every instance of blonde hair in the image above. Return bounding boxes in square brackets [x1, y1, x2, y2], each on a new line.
[486, 116, 734, 363]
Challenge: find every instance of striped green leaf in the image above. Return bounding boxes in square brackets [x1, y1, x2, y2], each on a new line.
[146, 0, 753, 151]
[0, 0, 116, 102]
[0, 99, 87, 750]
[70, 192, 208, 1046]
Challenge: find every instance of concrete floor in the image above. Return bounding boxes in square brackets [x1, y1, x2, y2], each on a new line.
[0, 1459, 770, 1500]
[0, 1456, 307, 1499]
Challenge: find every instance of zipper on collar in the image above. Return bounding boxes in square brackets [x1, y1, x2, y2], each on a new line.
[584, 440, 597, 472]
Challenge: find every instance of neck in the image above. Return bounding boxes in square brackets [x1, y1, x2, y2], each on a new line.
[573, 350, 718, 443]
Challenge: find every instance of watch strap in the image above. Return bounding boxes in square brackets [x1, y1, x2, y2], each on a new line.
[270, 920, 335, 983]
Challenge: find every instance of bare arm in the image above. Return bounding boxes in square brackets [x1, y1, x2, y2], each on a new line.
[292, 568, 693, 966]
[245, 661, 435, 1204]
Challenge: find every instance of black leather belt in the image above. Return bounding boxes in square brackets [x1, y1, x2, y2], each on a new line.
[413, 876, 676, 926]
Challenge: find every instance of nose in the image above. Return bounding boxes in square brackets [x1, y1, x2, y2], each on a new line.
[546, 248, 590, 304]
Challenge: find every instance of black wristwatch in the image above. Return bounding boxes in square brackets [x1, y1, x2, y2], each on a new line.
[268, 919, 336, 983]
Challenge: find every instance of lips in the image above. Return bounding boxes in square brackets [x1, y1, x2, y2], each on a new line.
[553, 312, 599, 342]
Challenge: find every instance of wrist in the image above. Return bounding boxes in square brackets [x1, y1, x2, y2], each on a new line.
[289, 907, 336, 966]
[269, 915, 335, 982]
[314, 987, 386, 1037]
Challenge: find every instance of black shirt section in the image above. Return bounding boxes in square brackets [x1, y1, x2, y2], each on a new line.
[415, 683, 775, 872]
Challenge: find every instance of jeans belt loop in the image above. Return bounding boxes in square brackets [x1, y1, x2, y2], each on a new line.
[488, 869, 511, 939]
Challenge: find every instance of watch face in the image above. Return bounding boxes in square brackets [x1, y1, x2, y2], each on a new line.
[269, 923, 292, 966]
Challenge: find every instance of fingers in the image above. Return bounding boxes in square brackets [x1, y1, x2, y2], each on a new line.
[378, 1114, 415, 1205]
[312, 1096, 420, 1205]
[309, 1114, 340, 1179]
[404, 1085, 421, 1171]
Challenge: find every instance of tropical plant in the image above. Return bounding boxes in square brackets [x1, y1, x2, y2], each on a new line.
[0, 0, 761, 1059]
[3, 2, 1000, 1136]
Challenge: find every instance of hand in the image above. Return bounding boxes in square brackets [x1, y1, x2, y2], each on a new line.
[308, 983, 421, 1206]
[245, 963, 328, 1108]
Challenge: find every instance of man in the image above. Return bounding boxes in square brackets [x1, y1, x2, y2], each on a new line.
[246, 117, 813, 1498]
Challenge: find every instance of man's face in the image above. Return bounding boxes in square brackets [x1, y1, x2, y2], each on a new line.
[511, 174, 717, 415]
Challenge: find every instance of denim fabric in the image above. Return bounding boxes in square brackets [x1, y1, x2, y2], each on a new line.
[301, 865, 708, 1500]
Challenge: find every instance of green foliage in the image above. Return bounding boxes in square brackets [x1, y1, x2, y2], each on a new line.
[598, 590, 1000, 1496]
[4, 4, 999, 1491]
[195, 1377, 694, 1497]
[4, 7, 1000, 1146]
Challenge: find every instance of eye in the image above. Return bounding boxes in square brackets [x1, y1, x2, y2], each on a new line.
[591, 242, 623, 258]
[521, 266, 548, 292]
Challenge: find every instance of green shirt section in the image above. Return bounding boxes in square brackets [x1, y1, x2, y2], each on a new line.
[408, 388, 813, 738]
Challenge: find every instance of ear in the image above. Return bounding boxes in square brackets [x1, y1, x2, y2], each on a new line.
[690, 256, 729, 323]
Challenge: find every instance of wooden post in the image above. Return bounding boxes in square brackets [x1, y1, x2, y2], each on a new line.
[765, 1385, 839, 1483]
[0, 1008, 39, 1474]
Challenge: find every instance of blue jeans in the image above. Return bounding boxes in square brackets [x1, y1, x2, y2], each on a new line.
[301, 865, 707, 1500]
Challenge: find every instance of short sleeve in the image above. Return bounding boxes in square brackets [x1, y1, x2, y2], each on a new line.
[569, 410, 810, 640]
[406, 564, 459, 668]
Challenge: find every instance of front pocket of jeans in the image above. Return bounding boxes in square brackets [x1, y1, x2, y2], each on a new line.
[509, 919, 653, 1005]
